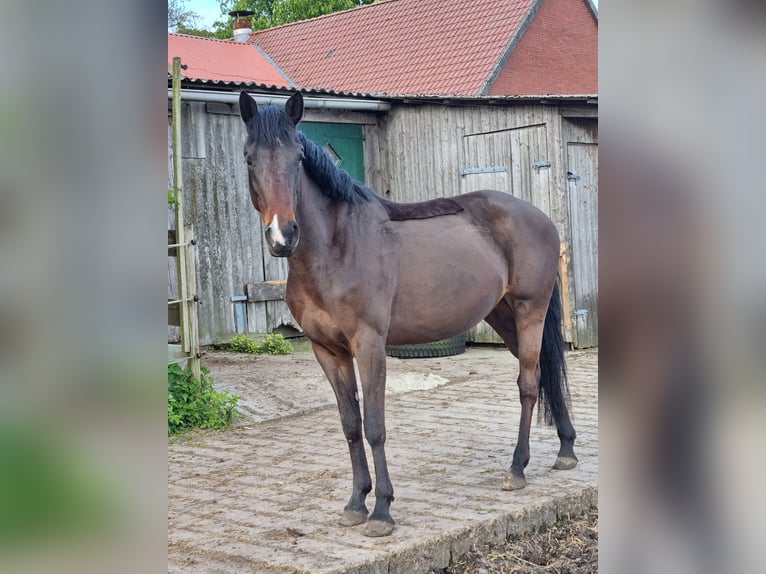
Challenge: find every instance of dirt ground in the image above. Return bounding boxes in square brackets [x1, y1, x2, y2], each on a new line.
[202, 339, 543, 425]
[434, 507, 597, 574]
[182, 341, 598, 573]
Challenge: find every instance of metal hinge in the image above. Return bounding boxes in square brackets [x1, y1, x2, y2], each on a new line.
[567, 171, 581, 182]
[460, 166, 508, 176]
[532, 160, 551, 171]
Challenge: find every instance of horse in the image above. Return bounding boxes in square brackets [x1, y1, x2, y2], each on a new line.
[237, 90, 578, 537]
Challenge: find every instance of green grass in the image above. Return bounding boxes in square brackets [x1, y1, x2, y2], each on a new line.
[168, 364, 239, 435]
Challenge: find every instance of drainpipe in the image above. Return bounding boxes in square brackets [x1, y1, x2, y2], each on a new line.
[168, 89, 392, 112]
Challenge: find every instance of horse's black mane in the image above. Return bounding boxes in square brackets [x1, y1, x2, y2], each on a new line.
[244, 104, 376, 204]
[246, 105, 463, 218]
[298, 132, 378, 204]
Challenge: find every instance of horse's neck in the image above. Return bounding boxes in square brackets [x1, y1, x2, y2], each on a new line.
[292, 176, 342, 263]
[290, 175, 375, 272]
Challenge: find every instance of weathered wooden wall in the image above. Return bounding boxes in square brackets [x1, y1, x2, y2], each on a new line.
[168, 98, 597, 347]
[167, 101, 381, 345]
[371, 103, 598, 345]
[561, 115, 598, 348]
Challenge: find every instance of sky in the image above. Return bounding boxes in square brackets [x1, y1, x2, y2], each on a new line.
[186, 0, 223, 30]
[183, 0, 599, 32]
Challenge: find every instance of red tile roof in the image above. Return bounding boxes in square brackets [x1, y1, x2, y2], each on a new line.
[168, 33, 292, 88]
[252, 0, 539, 96]
[487, 0, 598, 95]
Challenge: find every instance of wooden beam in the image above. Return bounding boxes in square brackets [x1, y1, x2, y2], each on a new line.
[246, 280, 287, 302]
[560, 108, 598, 118]
[559, 242, 575, 344]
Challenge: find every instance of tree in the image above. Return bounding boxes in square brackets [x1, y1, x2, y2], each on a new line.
[168, 0, 200, 31]
[169, 0, 223, 38]
[208, 0, 377, 39]
[274, 0, 376, 25]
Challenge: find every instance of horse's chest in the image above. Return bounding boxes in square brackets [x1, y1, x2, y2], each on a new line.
[286, 278, 385, 347]
[286, 281, 344, 338]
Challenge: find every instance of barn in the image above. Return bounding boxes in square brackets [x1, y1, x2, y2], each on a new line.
[168, 0, 598, 348]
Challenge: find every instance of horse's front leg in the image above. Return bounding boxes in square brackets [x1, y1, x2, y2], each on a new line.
[354, 332, 395, 537]
[311, 342, 372, 526]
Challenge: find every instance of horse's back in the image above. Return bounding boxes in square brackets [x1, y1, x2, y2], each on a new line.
[452, 190, 561, 297]
[452, 190, 560, 255]
[384, 190, 558, 343]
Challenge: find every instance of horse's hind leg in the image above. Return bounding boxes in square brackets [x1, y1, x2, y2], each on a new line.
[311, 343, 372, 526]
[485, 299, 544, 491]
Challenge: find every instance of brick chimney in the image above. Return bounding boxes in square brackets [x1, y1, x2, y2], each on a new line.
[229, 10, 254, 43]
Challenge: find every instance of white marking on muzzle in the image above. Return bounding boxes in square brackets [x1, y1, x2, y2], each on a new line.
[267, 214, 286, 246]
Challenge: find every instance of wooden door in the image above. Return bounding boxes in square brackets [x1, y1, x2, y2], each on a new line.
[299, 122, 366, 182]
[460, 125, 553, 343]
[566, 141, 598, 347]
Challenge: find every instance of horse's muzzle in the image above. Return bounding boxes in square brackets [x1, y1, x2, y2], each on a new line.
[265, 217, 299, 257]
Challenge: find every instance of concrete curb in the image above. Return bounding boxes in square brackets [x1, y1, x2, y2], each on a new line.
[325, 487, 597, 574]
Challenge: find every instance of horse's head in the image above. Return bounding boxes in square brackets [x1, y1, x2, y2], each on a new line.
[239, 91, 304, 257]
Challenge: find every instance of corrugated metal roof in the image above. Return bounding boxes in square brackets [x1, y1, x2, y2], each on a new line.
[167, 33, 293, 88]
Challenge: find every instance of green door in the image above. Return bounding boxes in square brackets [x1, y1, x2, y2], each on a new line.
[299, 122, 366, 183]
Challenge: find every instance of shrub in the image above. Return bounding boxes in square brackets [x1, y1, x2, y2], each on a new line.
[168, 364, 239, 435]
[228, 335, 261, 354]
[227, 333, 293, 355]
[260, 333, 293, 355]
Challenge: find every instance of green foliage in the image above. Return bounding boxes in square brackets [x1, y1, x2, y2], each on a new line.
[260, 333, 294, 355]
[228, 334, 262, 354]
[168, 364, 239, 435]
[227, 333, 294, 355]
[168, 189, 177, 205]
[175, 25, 219, 38]
[209, 0, 376, 38]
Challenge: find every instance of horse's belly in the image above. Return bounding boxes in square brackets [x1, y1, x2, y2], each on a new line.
[386, 230, 506, 344]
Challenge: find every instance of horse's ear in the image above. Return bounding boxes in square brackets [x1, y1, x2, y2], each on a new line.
[239, 91, 257, 124]
[285, 92, 304, 125]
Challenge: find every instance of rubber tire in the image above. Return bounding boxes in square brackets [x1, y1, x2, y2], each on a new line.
[385, 334, 466, 359]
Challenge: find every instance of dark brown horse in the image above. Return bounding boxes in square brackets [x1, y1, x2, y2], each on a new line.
[238, 91, 577, 537]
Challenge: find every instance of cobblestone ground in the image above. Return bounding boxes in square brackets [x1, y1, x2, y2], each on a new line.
[168, 347, 598, 573]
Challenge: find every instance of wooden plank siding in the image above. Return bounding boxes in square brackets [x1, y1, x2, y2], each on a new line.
[561, 116, 598, 348]
[375, 103, 587, 344]
[168, 101, 381, 345]
[169, 99, 597, 347]
[375, 104, 569, 230]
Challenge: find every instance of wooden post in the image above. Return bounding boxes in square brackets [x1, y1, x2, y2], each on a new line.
[169, 56, 200, 378]
[171, 57, 189, 354]
[559, 242, 575, 345]
[185, 224, 201, 381]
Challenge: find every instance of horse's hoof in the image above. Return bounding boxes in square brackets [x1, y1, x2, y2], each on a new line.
[339, 510, 368, 527]
[501, 472, 527, 491]
[553, 456, 578, 470]
[363, 519, 394, 537]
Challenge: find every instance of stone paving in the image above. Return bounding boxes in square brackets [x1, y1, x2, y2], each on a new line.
[168, 348, 598, 573]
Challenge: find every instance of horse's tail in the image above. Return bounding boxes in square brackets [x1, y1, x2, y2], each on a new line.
[538, 279, 571, 426]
